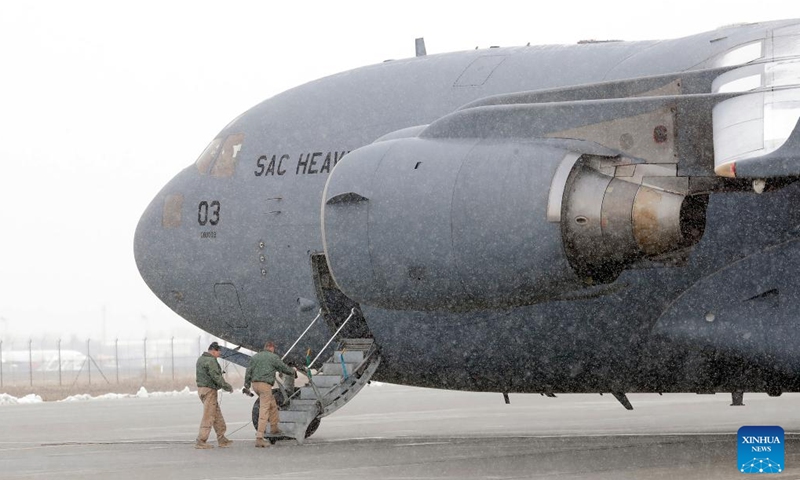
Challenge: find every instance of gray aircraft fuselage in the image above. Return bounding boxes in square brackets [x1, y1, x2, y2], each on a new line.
[135, 19, 800, 396]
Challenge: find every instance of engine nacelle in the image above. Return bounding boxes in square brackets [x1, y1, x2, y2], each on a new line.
[321, 137, 705, 311]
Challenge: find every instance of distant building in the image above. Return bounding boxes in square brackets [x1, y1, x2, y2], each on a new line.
[1, 350, 86, 372]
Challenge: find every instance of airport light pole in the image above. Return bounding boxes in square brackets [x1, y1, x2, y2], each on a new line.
[0, 317, 5, 387]
[57, 339, 62, 386]
[143, 337, 147, 384]
[115, 338, 119, 384]
[28, 339, 32, 387]
[87, 339, 91, 386]
[170, 336, 175, 383]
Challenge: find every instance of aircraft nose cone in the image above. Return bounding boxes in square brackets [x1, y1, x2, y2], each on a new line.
[134, 191, 169, 297]
[134, 168, 191, 303]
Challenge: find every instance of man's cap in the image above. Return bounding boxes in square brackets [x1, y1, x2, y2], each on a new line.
[208, 341, 221, 351]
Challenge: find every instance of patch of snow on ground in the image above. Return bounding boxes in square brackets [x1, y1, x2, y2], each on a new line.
[2, 387, 197, 404]
[0, 393, 43, 405]
[55, 387, 195, 402]
[148, 386, 194, 397]
[60, 392, 132, 402]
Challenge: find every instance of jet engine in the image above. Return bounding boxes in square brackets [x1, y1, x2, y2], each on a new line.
[321, 137, 706, 311]
[561, 162, 707, 283]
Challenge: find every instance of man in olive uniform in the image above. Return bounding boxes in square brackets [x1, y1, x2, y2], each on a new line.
[195, 341, 234, 449]
[243, 340, 296, 448]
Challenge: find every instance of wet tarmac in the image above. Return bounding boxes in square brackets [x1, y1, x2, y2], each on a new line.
[2, 384, 800, 479]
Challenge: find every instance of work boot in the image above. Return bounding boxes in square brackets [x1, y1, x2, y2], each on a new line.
[255, 438, 268, 448]
[194, 440, 214, 449]
[270, 427, 284, 436]
[218, 437, 233, 448]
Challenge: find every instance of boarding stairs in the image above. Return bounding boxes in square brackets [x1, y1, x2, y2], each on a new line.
[259, 309, 381, 444]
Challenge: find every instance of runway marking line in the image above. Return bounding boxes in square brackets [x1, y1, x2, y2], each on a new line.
[40, 440, 193, 447]
[396, 442, 451, 447]
[29, 432, 800, 448]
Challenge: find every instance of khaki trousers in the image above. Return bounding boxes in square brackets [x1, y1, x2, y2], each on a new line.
[253, 381, 279, 437]
[197, 386, 226, 442]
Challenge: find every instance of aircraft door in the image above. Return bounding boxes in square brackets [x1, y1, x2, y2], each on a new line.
[214, 283, 249, 331]
[310, 253, 371, 339]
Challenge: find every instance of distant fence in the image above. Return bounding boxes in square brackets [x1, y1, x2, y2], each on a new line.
[0, 336, 248, 388]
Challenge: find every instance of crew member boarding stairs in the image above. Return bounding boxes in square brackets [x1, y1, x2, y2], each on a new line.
[221, 309, 380, 445]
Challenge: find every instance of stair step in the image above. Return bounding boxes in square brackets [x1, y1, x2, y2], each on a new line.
[341, 338, 374, 348]
[310, 374, 343, 388]
[299, 386, 333, 400]
[287, 399, 317, 410]
[335, 350, 365, 363]
[265, 421, 299, 437]
[277, 410, 314, 423]
[321, 361, 358, 375]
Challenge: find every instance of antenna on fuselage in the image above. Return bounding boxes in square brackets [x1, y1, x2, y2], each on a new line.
[415, 37, 427, 57]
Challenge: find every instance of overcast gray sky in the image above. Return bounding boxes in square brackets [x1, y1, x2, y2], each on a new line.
[0, 1, 797, 341]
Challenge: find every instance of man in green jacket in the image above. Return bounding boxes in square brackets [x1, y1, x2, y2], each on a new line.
[243, 340, 296, 448]
[195, 341, 234, 449]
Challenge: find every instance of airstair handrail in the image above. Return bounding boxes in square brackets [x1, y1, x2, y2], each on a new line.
[307, 308, 356, 370]
[282, 309, 323, 361]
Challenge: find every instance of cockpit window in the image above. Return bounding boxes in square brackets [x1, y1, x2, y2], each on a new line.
[195, 137, 222, 174]
[194, 133, 245, 177]
[211, 133, 245, 177]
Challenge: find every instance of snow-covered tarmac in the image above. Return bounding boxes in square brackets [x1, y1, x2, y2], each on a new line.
[1, 384, 799, 479]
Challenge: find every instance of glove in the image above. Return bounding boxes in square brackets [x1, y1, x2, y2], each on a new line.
[223, 384, 233, 393]
[242, 387, 254, 397]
